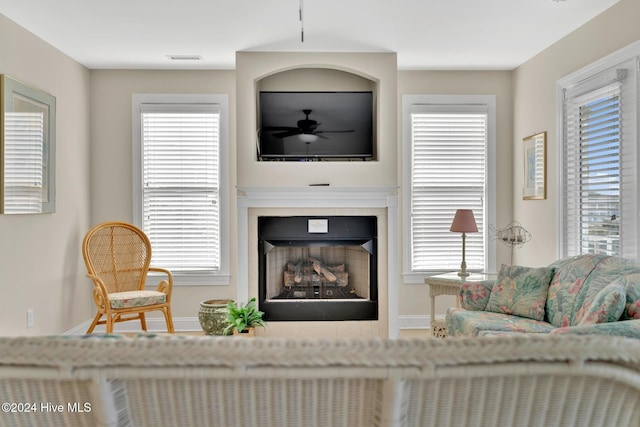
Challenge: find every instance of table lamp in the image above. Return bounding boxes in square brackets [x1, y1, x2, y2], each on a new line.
[450, 209, 478, 277]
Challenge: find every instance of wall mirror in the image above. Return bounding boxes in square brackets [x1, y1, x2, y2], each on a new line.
[1, 75, 56, 214]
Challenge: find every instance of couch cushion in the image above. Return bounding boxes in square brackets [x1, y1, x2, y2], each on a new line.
[571, 256, 640, 324]
[446, 307, 556, 337]
[575, 280, 626, 325]
[485, 264, 554, 321]
[623, 274, 640, 320]
[545, 254, 608, 327]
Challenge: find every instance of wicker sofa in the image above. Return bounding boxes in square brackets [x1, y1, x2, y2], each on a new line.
[1, 334, 640, 427]
[446, 254, 640, 337]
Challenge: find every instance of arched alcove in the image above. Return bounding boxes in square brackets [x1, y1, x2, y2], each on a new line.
[255, 67, 378, 161]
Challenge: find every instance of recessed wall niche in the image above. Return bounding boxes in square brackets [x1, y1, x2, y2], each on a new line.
[256, 68, 378, 162]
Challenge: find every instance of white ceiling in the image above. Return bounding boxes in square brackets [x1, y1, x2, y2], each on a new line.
[0, 0, 620, 70]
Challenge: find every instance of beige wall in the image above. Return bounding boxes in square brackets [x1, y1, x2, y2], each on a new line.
[512, 0, 640, 266]
[0, 15, 91, 335]
[90, 70, 238, 318]
[397, 71, 514, 317]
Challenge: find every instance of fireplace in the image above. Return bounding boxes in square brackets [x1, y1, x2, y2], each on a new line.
[258, 216, 378, 321]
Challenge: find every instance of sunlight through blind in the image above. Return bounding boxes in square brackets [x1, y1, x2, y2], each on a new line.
[141, 107, 220, 272]
[410, 110, 486, 271]
[564, 84, 621, 257]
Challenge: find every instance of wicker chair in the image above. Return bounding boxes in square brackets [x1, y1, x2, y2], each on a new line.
[82, 221, 174, 334]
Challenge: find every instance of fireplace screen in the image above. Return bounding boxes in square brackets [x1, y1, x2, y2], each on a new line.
[259, 216, 378, 321]
[267, 245, 370, 300]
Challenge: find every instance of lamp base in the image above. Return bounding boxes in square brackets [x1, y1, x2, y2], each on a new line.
[458, 271, 470, 277]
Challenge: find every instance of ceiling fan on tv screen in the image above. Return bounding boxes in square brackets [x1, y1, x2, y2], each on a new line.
[263, 109, 354, 143]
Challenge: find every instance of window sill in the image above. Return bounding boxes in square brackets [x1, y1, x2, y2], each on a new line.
[147, 272, 231, 287]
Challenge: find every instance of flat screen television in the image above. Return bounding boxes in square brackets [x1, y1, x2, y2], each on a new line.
[258, 91, 374, 160]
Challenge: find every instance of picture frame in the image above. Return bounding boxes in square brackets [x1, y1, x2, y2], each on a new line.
[522, 131, 546, 200]
[0, 75, 56, 214]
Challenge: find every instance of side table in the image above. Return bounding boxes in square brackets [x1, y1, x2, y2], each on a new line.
[425, 272, 496, 338]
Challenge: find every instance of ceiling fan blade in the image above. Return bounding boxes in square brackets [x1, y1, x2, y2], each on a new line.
[264, 126, 299, 131]
[314, 129, 355, 134]
[273, 129, 302, 138]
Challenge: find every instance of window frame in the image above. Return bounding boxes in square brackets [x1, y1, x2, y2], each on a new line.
[556, 41, 640, 260]
[402, 94, 497, 283]
[132, 93, 230, 286]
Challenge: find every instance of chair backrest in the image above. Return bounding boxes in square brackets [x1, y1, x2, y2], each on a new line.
[83, 222, 152, 293]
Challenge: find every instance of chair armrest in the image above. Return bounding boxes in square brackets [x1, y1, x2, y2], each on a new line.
[148, 267, 173, 299]
[86, 273, 110, 310]
[459, 279, 496, 311]
[549, 319, 640, 339]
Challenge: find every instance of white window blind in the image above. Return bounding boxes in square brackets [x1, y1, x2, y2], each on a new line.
[563, 84, 621, 257]
[139, 103, 221, 273]
[410, 108, 487, 271]
[3, 112, 45, 213]
[560, 54, 638, 260]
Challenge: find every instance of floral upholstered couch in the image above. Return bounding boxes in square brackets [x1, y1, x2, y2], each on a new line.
[446, 254, 640, 337]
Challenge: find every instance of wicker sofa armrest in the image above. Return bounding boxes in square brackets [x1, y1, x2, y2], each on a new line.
[460, 279, 496, 311]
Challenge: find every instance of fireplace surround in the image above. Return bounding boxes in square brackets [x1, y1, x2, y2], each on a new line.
[258, 216, 378, 321]
[237, 186, 399, 338]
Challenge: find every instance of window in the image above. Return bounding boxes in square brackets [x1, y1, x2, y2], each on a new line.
[558, 44, 639, 260]
[133, 94, 229, 285]
[4, 112, 45, 213]
[402, 95, 496, 281]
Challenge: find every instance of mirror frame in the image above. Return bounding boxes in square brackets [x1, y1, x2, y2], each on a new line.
[0, 75, 56, 214]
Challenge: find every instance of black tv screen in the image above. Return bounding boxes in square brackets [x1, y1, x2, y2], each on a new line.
[258, 91, 374, 160]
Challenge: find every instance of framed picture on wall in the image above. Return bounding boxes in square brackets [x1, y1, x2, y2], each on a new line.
[522, 131, 546, 200]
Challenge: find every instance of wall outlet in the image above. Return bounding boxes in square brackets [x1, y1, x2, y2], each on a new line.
[26, 309, 34, 328]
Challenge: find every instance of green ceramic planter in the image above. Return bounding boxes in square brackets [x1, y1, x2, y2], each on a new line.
[198, 299, 234, 336]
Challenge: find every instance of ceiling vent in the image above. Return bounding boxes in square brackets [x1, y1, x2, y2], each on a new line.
[166, 55, 203, 61]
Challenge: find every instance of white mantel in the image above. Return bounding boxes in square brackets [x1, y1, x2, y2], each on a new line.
[237, 186, 399, 338]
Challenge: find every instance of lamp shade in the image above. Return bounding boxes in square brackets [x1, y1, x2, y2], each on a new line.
[450, 209, 478, 233]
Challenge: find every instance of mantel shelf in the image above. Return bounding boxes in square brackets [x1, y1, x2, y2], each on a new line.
[237, 186, 398, 209]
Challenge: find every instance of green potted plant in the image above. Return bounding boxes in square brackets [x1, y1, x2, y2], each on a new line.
[223, 298, 265, 336]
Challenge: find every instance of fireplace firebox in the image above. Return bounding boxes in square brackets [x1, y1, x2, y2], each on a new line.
[258, 216, 378, 321]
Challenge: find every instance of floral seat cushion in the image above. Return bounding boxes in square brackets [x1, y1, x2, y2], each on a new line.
[109, 290, 167, 309]
[446, 307, 556, 337]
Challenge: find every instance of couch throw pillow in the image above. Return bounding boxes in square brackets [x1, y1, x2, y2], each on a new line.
[460, 280, 494, 311]
[577, 280, 626, 326]
[485, 264, 554, 321]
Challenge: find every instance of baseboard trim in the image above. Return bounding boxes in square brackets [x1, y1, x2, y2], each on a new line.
[398, 315, 444, 330]
[66, 316, 442, 335]
[64, 317, 202, 335]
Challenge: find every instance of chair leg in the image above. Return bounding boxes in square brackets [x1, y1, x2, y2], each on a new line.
[163, 307, 175, 333]
[106, 315, 114, 334]
[139, 312, 147, 331]
[86, 313, 102, 334]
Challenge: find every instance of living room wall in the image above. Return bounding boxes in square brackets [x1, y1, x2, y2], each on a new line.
[0, 14, 92, 335]
[90, 70, 238, 325]
[512, 0, 640, 267]
[397, 71, 513, 318]
[1, 0, 636, 334]
[89, 64, 514, 329]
